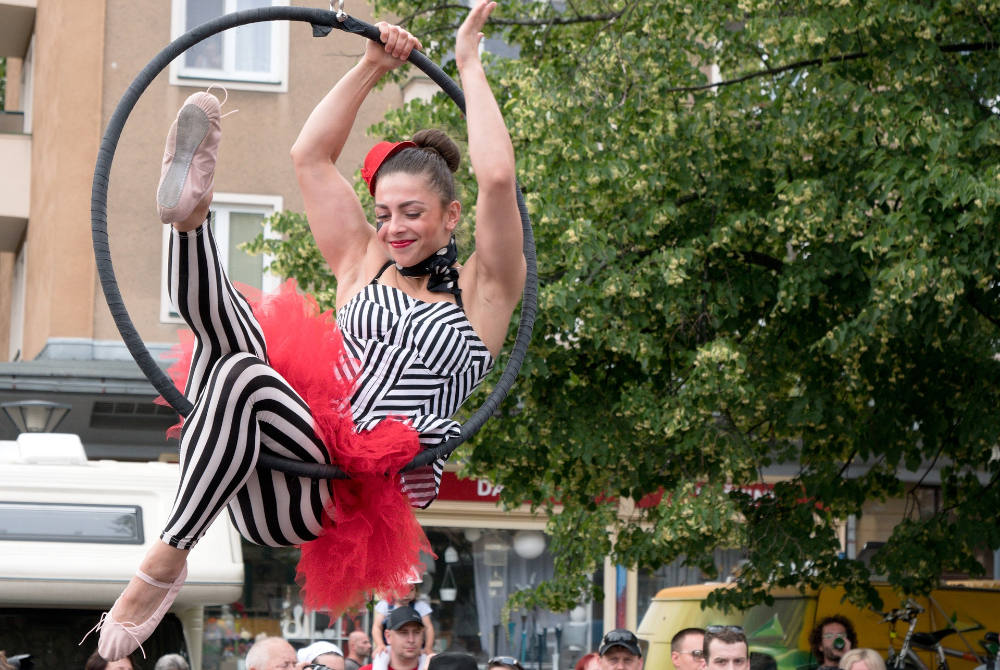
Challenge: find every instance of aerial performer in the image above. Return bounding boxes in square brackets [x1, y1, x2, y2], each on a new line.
[86, 0, 525, 660]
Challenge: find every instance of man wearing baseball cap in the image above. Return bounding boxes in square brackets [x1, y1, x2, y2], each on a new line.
[361, 605, 427, 670]
[598, 629, 644, 670]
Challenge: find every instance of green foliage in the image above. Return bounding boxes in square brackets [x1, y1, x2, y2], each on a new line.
[259, 0, 1000, 615]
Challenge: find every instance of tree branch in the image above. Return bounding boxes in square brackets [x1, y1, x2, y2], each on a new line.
[396, 3, 624, 31]
[965, 289, 1000, 329]
[491, 11, 625, 27]
[664, 41, 1000, 94]
[740, 250, 784, 273]
[837, 450, 859, 479]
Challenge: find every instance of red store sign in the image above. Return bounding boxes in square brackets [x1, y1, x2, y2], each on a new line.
[437, 471, 504, 502]
[437, 473, 773, 507]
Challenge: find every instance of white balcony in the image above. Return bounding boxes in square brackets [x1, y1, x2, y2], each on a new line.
[0, 0, 36, 58]
[0, 130, 30, 251]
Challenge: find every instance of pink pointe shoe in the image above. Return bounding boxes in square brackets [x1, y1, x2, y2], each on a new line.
[156, 88, 225, 224]
[85, 564, 188, 661]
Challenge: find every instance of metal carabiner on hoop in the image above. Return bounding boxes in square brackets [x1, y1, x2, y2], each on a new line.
[330, 0, 346, 21]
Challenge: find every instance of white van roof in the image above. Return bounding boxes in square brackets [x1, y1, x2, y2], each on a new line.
[0, 433, 243, 608]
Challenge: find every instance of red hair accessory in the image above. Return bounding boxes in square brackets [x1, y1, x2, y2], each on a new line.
[361, 140, 417, 196]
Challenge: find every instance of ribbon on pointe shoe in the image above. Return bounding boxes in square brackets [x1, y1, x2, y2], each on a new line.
[79, 612, 148, 660]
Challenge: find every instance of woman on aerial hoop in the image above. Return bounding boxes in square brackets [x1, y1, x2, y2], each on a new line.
[88, 0, 524, 661]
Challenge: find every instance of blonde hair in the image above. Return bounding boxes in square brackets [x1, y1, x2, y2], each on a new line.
[839, 648, 886, 670]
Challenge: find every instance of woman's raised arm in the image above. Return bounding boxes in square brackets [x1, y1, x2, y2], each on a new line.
[458, 2, 527, 348]
[290, 24, 421, 294]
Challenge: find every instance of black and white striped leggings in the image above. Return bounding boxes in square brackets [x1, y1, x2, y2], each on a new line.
[161, 219, 332, 550]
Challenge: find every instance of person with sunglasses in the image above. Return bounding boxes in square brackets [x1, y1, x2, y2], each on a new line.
[297, 641, 345, 670]
[598, 629, 644, 670]
[488, 656, 525, 670]
[703, 625, 748, 670]
[671, 628, 706, 670]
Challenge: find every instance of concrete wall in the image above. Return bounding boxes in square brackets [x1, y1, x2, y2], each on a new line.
[0, 253, 11, 359]
[5, 57, 22, 109]
[20, 0, 104, 359]
[0, 134, 31, 219]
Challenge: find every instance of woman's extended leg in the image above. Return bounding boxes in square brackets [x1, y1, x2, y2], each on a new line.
[98, 353, 332, 660]
[163, 198, 333, 544]
[94, 89, 324, 660]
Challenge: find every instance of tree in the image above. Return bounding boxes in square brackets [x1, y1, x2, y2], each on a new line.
[252, 0, 1000, 613]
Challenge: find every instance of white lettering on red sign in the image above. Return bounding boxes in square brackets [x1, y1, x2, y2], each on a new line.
[477, 480, 504, 497]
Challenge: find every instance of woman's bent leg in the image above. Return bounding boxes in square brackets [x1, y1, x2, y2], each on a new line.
[162, 352, 332, 550]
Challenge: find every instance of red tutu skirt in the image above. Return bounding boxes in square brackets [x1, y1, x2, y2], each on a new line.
[161, 279, 430, 614]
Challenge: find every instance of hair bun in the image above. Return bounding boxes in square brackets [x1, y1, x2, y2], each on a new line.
[413, 129, 460, 173]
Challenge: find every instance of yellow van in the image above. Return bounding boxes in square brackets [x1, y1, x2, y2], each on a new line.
[636, 582, 1000, 670]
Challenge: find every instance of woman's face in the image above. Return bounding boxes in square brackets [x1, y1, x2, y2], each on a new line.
[849, 661, 870, 670]
[106, 660, 133, 670]
[374, 171, 459, 267]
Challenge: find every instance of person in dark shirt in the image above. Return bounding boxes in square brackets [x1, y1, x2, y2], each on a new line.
[345, 631, 372, 670]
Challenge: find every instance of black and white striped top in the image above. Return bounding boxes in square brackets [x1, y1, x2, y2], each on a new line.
[336, 273, 494, 508]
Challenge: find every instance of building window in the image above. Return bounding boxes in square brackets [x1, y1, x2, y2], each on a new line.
[170, 0, 290, 92]
[160, 193, 282, 323]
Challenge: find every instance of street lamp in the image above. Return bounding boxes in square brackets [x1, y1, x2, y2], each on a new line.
[1, 400, 72, 433]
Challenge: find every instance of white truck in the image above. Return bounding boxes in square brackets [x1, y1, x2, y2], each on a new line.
[0, 432, 243, 669]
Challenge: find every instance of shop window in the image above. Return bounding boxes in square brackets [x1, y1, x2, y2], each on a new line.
[419, 527, 593, 668]
[200, 527, 600, 669]
[200, 543, 369, 670]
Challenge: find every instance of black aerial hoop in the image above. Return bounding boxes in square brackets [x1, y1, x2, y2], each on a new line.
[91, 5, 536, 480]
